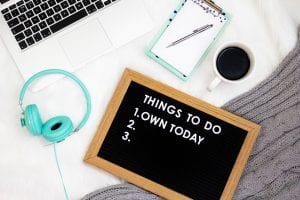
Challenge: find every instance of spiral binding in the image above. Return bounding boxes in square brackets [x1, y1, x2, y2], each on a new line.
[192, 0, 226, 22]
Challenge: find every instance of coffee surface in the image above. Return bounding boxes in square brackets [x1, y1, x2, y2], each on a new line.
[216, 47, 250, 80]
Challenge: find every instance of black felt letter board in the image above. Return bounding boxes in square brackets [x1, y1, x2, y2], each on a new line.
[85, 69, 260, 200]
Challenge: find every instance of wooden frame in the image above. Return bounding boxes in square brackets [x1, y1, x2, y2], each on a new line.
[84, 68, 260, 200]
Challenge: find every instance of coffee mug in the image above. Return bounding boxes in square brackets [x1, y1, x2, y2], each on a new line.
[207, 41, 255, 91]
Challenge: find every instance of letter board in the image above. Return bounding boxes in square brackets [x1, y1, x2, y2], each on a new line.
[84, 68, 260, 200]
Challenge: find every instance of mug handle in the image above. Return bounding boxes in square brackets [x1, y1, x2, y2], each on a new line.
[207, 77, 222, 92]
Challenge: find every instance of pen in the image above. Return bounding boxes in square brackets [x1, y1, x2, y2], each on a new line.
[166, 24, 213, 48]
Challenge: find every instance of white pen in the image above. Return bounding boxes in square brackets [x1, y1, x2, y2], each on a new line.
[167, 24, 213, 48]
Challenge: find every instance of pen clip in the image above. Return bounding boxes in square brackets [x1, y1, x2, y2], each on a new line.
[204, 0, 222, 14]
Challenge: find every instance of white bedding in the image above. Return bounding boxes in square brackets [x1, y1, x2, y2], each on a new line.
[0, 0, 299, 199]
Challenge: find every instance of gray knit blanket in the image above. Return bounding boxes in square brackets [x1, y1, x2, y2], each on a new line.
[82, 28, 300, 200]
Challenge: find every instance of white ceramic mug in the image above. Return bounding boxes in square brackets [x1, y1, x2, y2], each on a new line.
[207, 42, 255, 91]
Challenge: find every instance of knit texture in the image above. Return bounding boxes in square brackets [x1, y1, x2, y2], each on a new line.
[82, 27, 300, 200]
[81, 183, 161, 200]
[221, 27, 300, 200]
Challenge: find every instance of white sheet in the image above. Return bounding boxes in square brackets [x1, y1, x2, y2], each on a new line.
[0, 0, 299, 199]
[151, 0, 227, 76]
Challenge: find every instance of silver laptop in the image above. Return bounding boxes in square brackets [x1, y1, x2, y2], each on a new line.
[0, 0, 153, 90]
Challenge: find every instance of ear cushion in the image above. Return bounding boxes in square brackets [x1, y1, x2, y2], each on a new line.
[24, 104, 43, 136]
[42, 116, 74, 143]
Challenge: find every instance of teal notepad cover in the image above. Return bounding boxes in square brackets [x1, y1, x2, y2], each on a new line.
[146, 0, 231, 81]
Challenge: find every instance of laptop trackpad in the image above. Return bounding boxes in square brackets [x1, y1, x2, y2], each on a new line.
[59, 19, 112, 66]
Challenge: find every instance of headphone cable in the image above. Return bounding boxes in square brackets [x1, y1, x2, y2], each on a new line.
[54, 143, 70, 200]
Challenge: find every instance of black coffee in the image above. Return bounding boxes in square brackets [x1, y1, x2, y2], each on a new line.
[216, 47, 250, 80]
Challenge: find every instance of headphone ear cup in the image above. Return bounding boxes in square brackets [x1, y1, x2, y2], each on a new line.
[42, 116, 74, 143]
[23, 104, 43, 136]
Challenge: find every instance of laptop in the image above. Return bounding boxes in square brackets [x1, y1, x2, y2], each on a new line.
[0, 0, 153, 90]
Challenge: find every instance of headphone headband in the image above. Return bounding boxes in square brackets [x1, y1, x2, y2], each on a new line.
[19, 69, 91, 132]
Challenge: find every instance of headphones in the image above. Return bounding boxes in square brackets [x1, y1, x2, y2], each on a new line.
[19, 69, 91, 143]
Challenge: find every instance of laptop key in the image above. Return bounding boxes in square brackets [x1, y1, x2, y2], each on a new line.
[15, 32, 25, 41]
[60, 1, 68, 9]
[39, 21, 47, 29]
[17, 0, 24, 5]
[18, 40, 27, 49]
[33, 6, 42, 14]
[26, 36, 35, 45]
[4, 13, 12, 21]
[86, 4, 96, 14]
[75, 2, 83, 10]
[19, 5, 27, 13]
[32, 16, 40, 23]
[9, 4, 17, 10]
[12, 24, 25, 34]
[19, 14, 27, 22]
[26, 2, 34, 9]
[50, 9, 87, 33]
[61, 10, 69, 18]
[11, 9, 20, 17]
[33, 0, 41, 5]
[0, 0, 10, 4]
[39, 12, 47, 20]
[33, 32, 42, 41]
[32, 24, 40, 32]
[68, 6, 75, 14]
[67, 0, 75, 5]
[53, 5, 62, 12]
[48, 0, 56, 7]
[95, 1, 104, 9]
[41, 3, 49, 10]
[103, 0, 111, 6]
[26, 10, 34, 18]
[7, 18, 19, 27]
[53, 13, 62, 21]
[24, 20, 32, 28]
[1, 8, 9, 15]
[24, 28, 33, 36]
[46, 17, 54, 25]
[46, 8, 54, 16]
[41, 28, 51, 38]
[82, 0, 90, 6]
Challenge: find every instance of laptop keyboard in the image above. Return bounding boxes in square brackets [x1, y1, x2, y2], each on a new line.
[1, 0, 118, 50]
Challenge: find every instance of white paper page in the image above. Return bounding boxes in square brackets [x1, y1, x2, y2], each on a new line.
[152, 0, 227, 76]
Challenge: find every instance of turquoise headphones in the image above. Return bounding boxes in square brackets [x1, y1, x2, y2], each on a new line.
[19, 69, 91, 143]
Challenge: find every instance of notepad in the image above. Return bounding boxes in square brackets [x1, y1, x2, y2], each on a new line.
[146, 0, 231, 80]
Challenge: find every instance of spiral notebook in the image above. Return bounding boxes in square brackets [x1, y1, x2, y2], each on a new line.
[146, 0, 231, 80]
